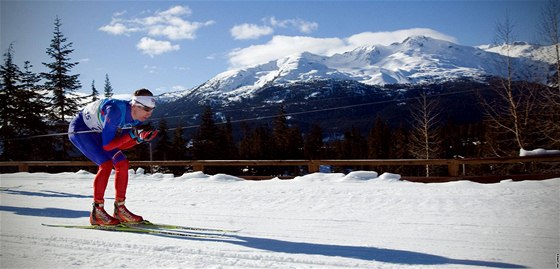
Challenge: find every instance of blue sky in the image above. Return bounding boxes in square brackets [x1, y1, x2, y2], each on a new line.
[1, 0, 547, 98]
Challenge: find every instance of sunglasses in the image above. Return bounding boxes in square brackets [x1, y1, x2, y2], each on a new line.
[135, 101, 155, 112]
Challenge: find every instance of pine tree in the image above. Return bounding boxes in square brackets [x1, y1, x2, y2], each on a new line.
[272, 104, 291, 159]
[238, 124, 273, 159]
[341, 126, 367, 159]
[0, 44, 22, 160]
[104, 74, 113, 98]
[192, 106, 221, 159]
[41, 16, 82, 123]
[170, 125, 187, 160]
[304, 124, 324, 159]
[287, 126, 303, 159]
[367, 117, 391, 158]
[219, 117, 238, 159]
[154, 119, 171, 160]
[91, 80, 99, 102]
[389, 124, 410, 174]
[19, 62, 47, 135]
[16, 61, 50, 160]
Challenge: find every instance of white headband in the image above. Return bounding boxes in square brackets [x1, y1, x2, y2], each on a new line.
[131, 96, 156, 108]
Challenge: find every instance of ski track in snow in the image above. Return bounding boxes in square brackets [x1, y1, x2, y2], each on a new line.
[1, 171, 558, 268]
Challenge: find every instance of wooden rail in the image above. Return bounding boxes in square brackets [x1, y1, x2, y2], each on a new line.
[1, 155, 559, 178]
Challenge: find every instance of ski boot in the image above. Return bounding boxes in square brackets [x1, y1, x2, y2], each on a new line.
[90, 203, 120, 226]
[113, 200, 144, 223]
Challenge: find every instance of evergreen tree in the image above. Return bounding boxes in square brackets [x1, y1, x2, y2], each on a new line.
[41, 16, 82, 123]
[154, 119, 171, 160]
[18, 61, 50, 160]
[0, 44, 22, 160]
[389, 125, 410, 174]
[304, 124, 324, 159]
[219, 117, 238, 159]
[387, 125, 408, 159]
[238, 124, 273, 159]
[170, 125, 187, 160]
[90, 80, 99, 102]
[367, 116, 391, 158]
[287, 126, 304, 159]
[104, 74, 113, 98]
[272, 104, 291, 159]
[192, 106, 221, 159]
[341, 126, 368, 159]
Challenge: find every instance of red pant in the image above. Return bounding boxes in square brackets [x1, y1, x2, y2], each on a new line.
[93, 159, 129, 203]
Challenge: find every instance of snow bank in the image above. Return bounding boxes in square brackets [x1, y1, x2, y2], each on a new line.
[519, 148, 560, 156]
[342, 171, 378, 181]
[292, 171, 402, 183]
[377, 172, 402, 182]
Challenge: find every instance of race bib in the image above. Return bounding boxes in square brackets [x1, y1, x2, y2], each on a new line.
[82, 99, 105, 131]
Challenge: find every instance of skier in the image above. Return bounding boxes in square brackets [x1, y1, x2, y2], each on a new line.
[68, 88, 158, 225]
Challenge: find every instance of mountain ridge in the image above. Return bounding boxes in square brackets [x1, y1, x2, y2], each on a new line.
[159, 35, 555, 104]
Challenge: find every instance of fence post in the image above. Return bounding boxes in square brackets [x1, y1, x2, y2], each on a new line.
[448, 160, 460, 177]
[192, 162, 204, 172]
[18, 163, 29, 172]
[308, 161, 319, 173]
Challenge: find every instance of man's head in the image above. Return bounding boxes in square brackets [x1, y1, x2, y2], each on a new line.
[130, 88, 155, 121]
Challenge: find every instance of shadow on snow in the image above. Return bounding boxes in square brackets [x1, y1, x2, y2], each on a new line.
[0, 188, 92, 199]
[153, 234, 525, 268]
[0, 205, 89, 218]
[228, 236, 526, 268]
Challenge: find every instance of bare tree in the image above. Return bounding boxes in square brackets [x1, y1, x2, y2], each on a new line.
[408, 90, 442, 177]
[539, 0, 560, 92]
[481, 13, 539, 155]
[537, 0, 560, 146]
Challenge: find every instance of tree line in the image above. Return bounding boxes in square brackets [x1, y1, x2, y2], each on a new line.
[1, 17, 116, 161]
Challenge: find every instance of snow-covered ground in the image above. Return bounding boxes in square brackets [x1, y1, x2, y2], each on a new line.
[1, 170, 558, 268]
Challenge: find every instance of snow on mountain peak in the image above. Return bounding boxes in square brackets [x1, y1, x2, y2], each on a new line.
[174, 36, 554, 102]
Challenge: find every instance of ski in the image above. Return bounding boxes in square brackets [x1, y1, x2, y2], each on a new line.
[128, 220, 239, 233]
[41, 223, 229, 239]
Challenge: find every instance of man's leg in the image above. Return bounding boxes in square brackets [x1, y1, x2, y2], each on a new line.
[90, 161, 120, 225]
[93, 161, 113, 203]
[113, 157, 129, 202]
[112, 153, 143, 223]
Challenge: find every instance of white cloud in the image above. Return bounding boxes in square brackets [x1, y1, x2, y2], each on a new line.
[231, 24, 274, 40]
[100, 5, 213, 56]
[346, 28, 457, 47]
[137, 37, 180, 57]
[99, 23, 122, 35]
[147, 19, 215, 40]
[100, 5, 212, 40]
[171, 85, 189, 91]
[230, 17, 318, 40]
[267, 17, 318, 33]
[158, 5, 191, 17]
[174, 66, 190, 71]
[143, 64, 160, 74]
[228, 35, 344, 68]
[228, 28, 457, 69]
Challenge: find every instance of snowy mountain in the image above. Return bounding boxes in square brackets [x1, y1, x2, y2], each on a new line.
[159, 36, 555, 103]
[152, 36, 555, 136]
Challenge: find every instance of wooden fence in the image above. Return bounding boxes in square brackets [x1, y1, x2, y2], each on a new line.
[1, 155, 559, 182]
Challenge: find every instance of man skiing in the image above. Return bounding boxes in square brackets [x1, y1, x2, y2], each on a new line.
[68, 88, 158, 225]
